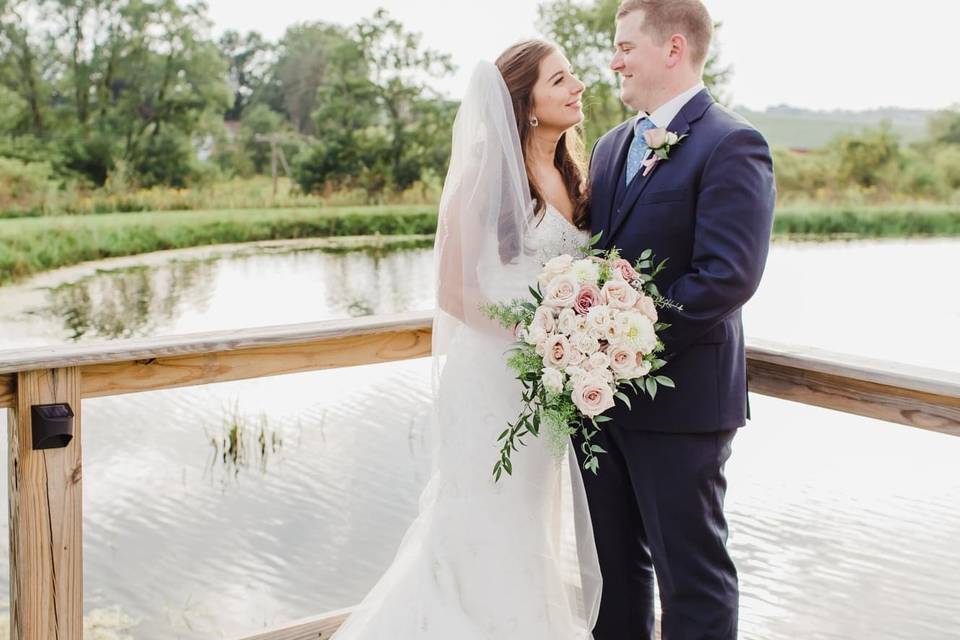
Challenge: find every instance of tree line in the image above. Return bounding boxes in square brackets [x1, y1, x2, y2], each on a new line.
[1, 0, 957, 208]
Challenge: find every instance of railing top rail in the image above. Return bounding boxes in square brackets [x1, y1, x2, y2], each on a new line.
[0, 310, 434, 375]
[1, 311, 957, 410]
[746, 338, 960, 399]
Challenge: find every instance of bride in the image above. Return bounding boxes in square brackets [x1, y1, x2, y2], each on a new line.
[333, 40, 602, 639]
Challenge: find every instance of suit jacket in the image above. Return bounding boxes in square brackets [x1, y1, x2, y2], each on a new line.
[589, 88, 776, 432]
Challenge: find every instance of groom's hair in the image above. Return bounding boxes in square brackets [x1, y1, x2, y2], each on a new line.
[616, 0, 713, 70]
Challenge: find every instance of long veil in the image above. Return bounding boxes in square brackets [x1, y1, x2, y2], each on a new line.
[333, 61, 601, 639]
[431, 61, 602, 637]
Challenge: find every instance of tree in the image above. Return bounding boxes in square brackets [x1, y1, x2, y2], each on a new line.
[832, 123, 902, 189]
[261, 22, 356, 135]
[928, 108, 960, 146]
[296, 9, 455, 197]
[218, 29, 273, 121]
[0, 0, 231, 186]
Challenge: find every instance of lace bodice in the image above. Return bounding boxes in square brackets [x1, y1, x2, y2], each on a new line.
[528, 204, 592, 264]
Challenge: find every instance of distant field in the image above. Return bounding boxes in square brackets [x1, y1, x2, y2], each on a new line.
[735, 109, 930, 149]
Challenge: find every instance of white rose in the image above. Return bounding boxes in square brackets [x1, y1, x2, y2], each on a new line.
[564, 365, 589, 387]
[543, 334, 573, 368]
[541, 367, 565, 394]
[571, 330, 600, 356]
[556, 307, 577, 335]
[586, 304, 613, 338]
[538, 254, 575, 288]
[544, 274, 579, 309]
[588, 351, 611, 372]
[570, 258, 600, 285]
[601, 278, 640, 310]
[532, 306, 556, 334]
[665, 131, 680, 145]
[566, 348, 586, 366]
[634, 356, 653, 378]
[525, 323, 548, 347]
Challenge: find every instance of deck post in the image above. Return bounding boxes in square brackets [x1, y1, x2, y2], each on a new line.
[7, 367, 83, 639]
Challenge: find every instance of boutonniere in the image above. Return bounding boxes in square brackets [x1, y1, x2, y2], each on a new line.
[641, 128, 688, 177]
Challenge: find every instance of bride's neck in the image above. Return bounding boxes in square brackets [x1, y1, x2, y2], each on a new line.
[527, 130, 561, 169]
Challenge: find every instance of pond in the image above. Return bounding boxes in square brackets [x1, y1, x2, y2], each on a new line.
[0, 237, 957, 639]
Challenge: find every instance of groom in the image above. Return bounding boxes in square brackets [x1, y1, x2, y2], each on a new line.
[577, 1, 775, 639]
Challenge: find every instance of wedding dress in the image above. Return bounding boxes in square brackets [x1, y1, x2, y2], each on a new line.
[332, 63, 601, 640]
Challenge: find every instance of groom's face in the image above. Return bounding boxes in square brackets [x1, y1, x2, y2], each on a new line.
[611, 10, 664, 112]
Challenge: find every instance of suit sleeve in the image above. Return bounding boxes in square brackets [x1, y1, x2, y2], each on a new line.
[658, 126, 776, 357]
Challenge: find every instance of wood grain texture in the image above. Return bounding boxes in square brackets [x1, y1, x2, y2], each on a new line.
[236, 607, 352, 640]
[1, 372, 13, 409]
[79, 324, 432, 400]
[0, 311, 434, 375]
[748, 360, 960, 436]
[8, 368, 83, 639]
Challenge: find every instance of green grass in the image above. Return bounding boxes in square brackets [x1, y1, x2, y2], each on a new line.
[1, 203, 958, 286]
[774, 203, 960, 238]
[0, 205, 437, 285]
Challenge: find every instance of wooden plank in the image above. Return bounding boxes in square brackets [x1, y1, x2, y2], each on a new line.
[748, 359, 960, 436]
[0, 311, 434, 375]
[1, 372, 13, 409]
[746, 338, 960, 399]
[79, 324, 432, 400]
[8, 368, 83, 639]
[237, 607, 352, 640]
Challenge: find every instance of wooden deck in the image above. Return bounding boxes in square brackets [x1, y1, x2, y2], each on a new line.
[1, 309, 958, 638]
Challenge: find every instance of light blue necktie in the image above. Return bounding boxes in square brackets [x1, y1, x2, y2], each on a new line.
[625, 117, 657, 185]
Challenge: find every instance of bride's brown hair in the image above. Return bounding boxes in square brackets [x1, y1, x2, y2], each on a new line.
[495, 40, 590, 230]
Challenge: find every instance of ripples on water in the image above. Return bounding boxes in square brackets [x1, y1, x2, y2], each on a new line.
[0, 239, 957, 638]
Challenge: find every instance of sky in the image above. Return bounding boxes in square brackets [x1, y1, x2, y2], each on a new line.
[206, 0, 960, 112]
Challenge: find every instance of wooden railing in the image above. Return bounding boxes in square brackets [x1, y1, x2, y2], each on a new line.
[2, 309, 958, 639]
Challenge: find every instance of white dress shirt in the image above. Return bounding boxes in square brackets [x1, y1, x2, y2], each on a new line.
[642, 81, 706, 129]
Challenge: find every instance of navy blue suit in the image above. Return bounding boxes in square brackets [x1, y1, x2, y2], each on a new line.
[576, 89, 775, 639]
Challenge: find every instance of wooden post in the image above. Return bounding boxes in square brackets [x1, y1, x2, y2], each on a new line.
[8, 368, 83, 639]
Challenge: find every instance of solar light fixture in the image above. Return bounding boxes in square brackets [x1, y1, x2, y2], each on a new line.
[30, 402, 75, 450]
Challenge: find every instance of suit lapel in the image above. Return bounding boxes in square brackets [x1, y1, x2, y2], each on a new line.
[603, 89, 713, 249]
[598, 124, 634, 247]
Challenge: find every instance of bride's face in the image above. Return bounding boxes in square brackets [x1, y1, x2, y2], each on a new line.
[530, 51, 585, 132]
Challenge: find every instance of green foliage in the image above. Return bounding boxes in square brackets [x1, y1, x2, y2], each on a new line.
[929, 108, 960, 145]
[0, 0, 232, 188]
[0, 157, 59, 215]
[293, 9, 456, 199]
[832, 123, 902, 189]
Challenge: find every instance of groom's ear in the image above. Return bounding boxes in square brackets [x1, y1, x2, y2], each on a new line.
[664, 33, 688, 69]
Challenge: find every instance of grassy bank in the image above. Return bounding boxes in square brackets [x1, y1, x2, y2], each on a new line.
[1, 203, 958, 286]
[0, 205, 436, 285]
[774, 203, 960, 237]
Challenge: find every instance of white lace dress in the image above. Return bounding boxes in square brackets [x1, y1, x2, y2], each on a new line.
[332, 204, 599, 639]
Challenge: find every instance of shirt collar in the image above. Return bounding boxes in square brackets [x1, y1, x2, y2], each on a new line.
[638, 81, 706, 130]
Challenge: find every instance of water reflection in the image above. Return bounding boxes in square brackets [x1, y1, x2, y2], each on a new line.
[31, 259, 218, 340]
[0, 237, 434, 349]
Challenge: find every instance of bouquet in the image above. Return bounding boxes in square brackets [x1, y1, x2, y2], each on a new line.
[482, 235, 679, 481]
